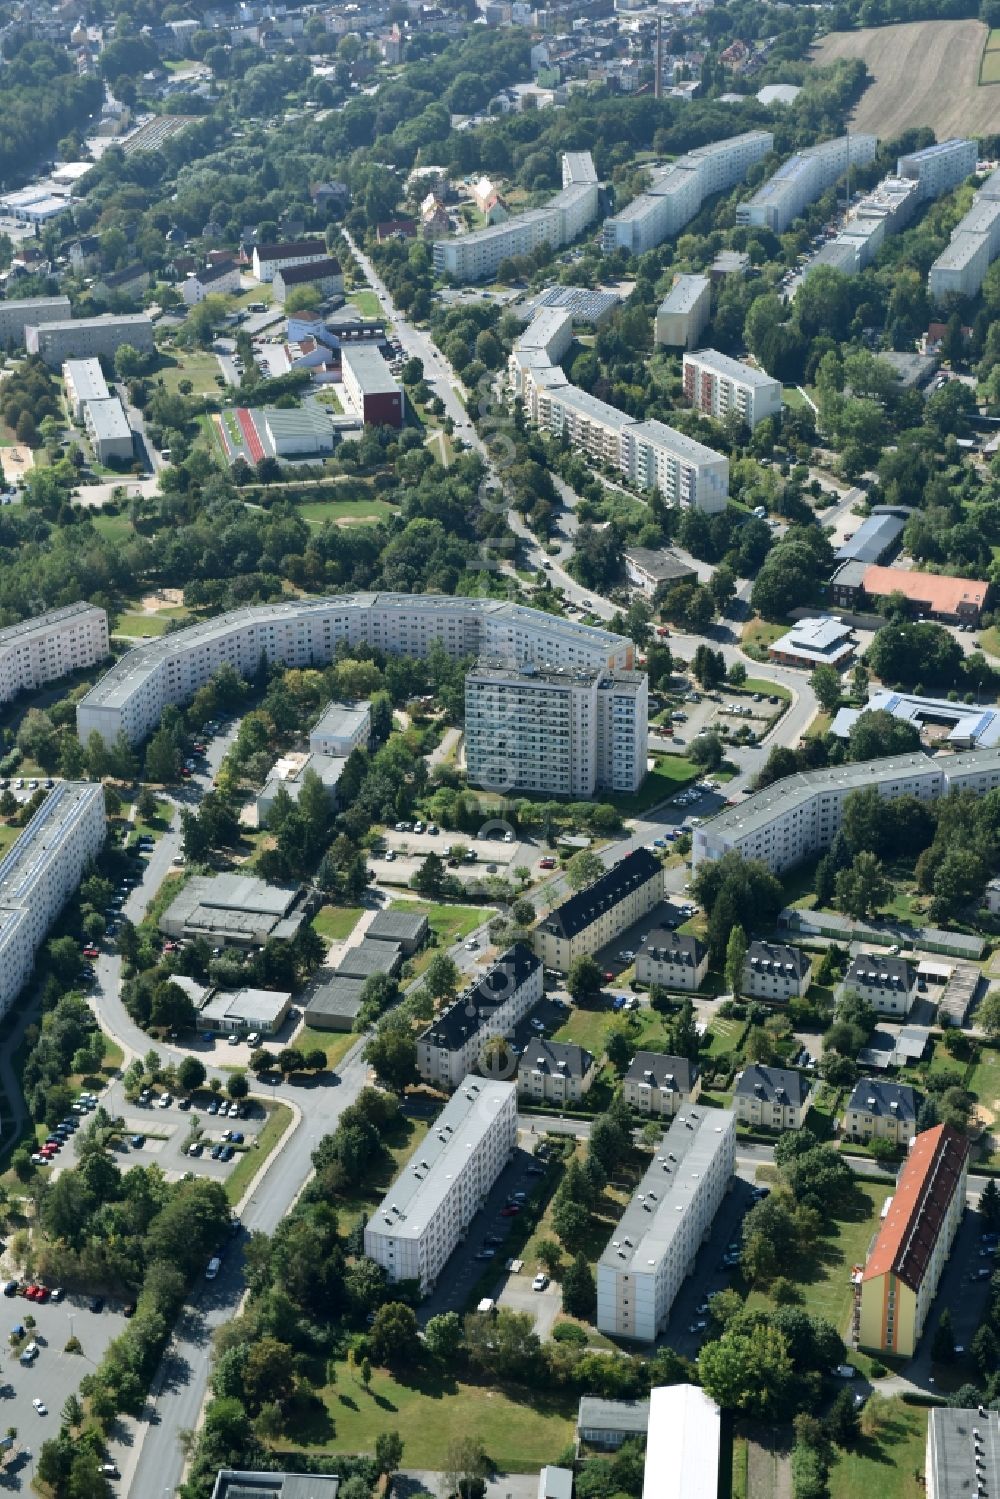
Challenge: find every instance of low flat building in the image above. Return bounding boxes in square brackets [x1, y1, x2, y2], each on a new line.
[210, 1472, 339, 1499]
[768, 615, 855, 669]
[743, 942, 811, 1002]
[577, 1396, 650, 1450]
[844, 953, 919, 1016]
[336, 938, 402, 980]
[256, 750, 347, 823]
[534, 850, 663, 973]
[634, 930, 707, 992]
[159, 872, 309, 948]
[63, 357, 109, 420]
[596, 1106, 736, 1342]
[366, 907, 428, 955]
[642, 1384, 720, 1499]
[844, 1079, 918, 1145]
[364, 1076, 517, 1292]
[309, 699, 370, 758]
[538, 1469, 572, 1499]
[341, 345, 404, 428]
[834, 508, 909, 567]
[861, 565, 988, 625]
[84, 396, 133, 463]
[858, 1122, 969, 1357]
[734, 1064, 811, 1131]
[417, 943, 543, 1090]
[303, 973, 365, 1032]
[623, 548, 697, 598]
[654, 276, 711, 349]
[623, 1052, 699, 1118]
[261, 406, 334, 458]
[197, 987, 292, 1037]
[517, 1039, 596, 1105]
[830, 688, 1000, 752]
[926, 1407, 1000, 1499]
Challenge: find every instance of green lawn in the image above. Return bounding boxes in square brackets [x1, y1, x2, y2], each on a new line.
[281, 1365, 576, 1468]
[156, 350, 224, 398]
[969, 1046, 1000, 1117]
[747, 1182, 890, 1331]
[827, 1399, 927, 1499]
[89, 512, 135, 544]
[336, 1115, 433, 1235]
[404, 902, 485, 974]
[782, 385, 808, 411]
[294, 1026, 361, 1071]
[297, 498, 394, 525]
[0, 824, 19, 856]
[705, 1014, 745, 1058]
[553, 1000, 612, 1054]
[312, 905, 363, 943]
[605, 755, 698, 815]
[347, 290, 383, 319]
[741, 619, 788, 660]
[740, 679, 792, 702]
[224, 1100, 294, 1207]
[113, 613, 173, 638]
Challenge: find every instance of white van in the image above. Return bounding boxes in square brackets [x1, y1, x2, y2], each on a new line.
[205, 1256, 221, 1280]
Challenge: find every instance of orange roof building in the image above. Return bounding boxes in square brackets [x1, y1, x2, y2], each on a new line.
[858, 1123, 968, 1357]
[861, 566, 989, 623]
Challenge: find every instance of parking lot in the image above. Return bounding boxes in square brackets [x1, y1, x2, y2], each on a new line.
[592, 898, 700, 986]
[660, 1177, 763, 1357]
[417, 1144, 551, 1325]
[58, 1085, 265, 1184]
[371, 826, 542, 888]
[0, 1289, 130, 1486]
[653, 690, 786, 753]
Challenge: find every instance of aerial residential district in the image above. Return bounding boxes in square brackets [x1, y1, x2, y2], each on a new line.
[3, 4, 1000, 1499]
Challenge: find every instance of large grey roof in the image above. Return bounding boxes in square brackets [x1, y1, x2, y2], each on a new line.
[419, 943, 539, 1050]
[625, 1050, 696, 1094]
[926, 1408, 1000, 1499]
[540, 850, 661, 941]
[519, 1037, 594, 1081]
[846, 1078, 918, 1121]
[834, 509, 908, 564]
[577, 1396, 650, 1434]
[0, 602, 101, 648]
[734, 1063, 808, 1108]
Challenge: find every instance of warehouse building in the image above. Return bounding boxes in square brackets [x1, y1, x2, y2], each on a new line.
[340, 346, 404, 428]
[197, 986, 293, 1037]
[366, 907, 428, 955]
[858, 1123, 969, 1357]
[303, 973, 366, 1032]
[159, 872, 310, 947]
[596, 1107, 736, 1341]
[642, 1385, 721, 1499]
[535, 849, 663, 973]
[0, 602, 108, 706]
[261, 406, 335, 458]
[833, 508, 909, 567]
[364, 1076, 517, 1291]
[336, 938, 402, 980]
[0, 782, 106, 1017]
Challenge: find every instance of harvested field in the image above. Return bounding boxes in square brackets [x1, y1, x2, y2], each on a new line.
[812, 20, 998, 138]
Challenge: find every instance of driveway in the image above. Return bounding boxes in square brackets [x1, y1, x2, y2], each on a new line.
[499, 1271, 561, 1340]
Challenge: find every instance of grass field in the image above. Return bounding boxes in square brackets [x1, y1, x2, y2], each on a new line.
[812, 20, 997, 136]
[982, 46, 1000, 82]
[312, 905, 363, 943]
[348, 290, 383, 319]
[294, 1026, 360, 1071]
[89, 512, 135, 544]
[113, 613, 173, 638]
[297, 498, 394, 526]
[741, 619, 788, 658]
[281, 1365, 576, 1468]
[605, 754, 698, 814]
[156, 350, 224, 398]
[0, 824, 19, 856]
[403, 902, 484, 974]
[827, 1399, 927, 1499]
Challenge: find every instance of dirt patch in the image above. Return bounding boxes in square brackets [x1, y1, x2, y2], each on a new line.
[812, 21, 996, 139]
[140, 588, 185, 612]
[0, 445, 35, 484]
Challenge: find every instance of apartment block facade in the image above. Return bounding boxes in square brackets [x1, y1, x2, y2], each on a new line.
[634, 932, 707, 992]
[682, 349, 782, 432]
[534, 849, 663, 973]
[654, 276, 711, 350]
[76, 595, 632, 747]
[464, 660, 647, 798]
[858, 1123, 969, 1357]
[0, 782, 106, 1017]
[743, 941, 812, 1002]
[929, 174, 1000, 301]
[251, 239, 328, 283]
[897, 138, 977, 202]
[0, 295, 71, 351]
[596, 1107, 736, 1342]
[364, 1077, 517, 1291]
[737, 134, 878, 234]
[623, 1052, 700, 1118]
[843, 953, 919, 1016]
[25, 314, 155, 368]
[844, 1079, 918, 1145]
[517, 1039, 596, 1105]
[416, 943, 543, 1090]
[0, 602, 108, 706]
[734, 1064, 811, 1131]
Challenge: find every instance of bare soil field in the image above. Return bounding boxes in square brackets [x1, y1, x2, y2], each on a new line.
[812, 20, 997, 138]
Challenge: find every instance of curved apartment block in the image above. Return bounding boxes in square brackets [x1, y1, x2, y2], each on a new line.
[77, 593, 637, 768]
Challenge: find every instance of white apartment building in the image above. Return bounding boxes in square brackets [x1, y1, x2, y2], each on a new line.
[682, 349, 782, 432]
[634, 931, 707, 992]
[743, 941, 812, 1002]
[622, 419, 728, 514]
[736, 134, 878, 233]
[843, 953, 919, 1016]
[465, 659, 647, 798]
[0, 602, 108, 706]
[76, 595, 633, 747]
[309, 699, 370, 758]
[596, 1107, 736, 1342]
[897, 138, 977, 202]
[654, 276, 711, 350]
[416, 944, 543, 1090]
[623, 1051, 700, 1118]
[508, 308, 574, 396]
[251, 239, 328, 283]
[25, 314, 155, 368]
[535, 848, 663, 974]
[517, 1039, 596, 1105]
[62, 358, 110, 420]
[0, 782, 106, 1017]
[364, 1077, 517, 1291]
[642, 1385, 721, 1499]
[692, 749, 980, 875]
[602, 131, 773, 254]
[734, 1064, 811, 1132]
[803, 173, 921, 281]
[433, 154, 599, 282]
[844, 1079, 918, 1145]
[0, 296, 71, 352]
[929, 188, 1000, 301]
[84, 396, 133, 463]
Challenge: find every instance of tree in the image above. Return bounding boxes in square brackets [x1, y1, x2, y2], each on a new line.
[932, 1307, 956, 1363]
[566, 849, 604, 890]
[369, 1302, 421, 1367]
[981, 1176, 1000, 1229]
[698, 1323, 796, 1419]
[364, 1020, 418, 1092]
[536, 1239, 563, 1278]
[177, 1056, 206, 1094]
[725, 925, 747, 999]
[561, 1252, 596, 1317]
[425, 951, 459, 1002]
[412, 851, 445, 898]
[243, 1337, 295, 1411]
[424, 1311, 463, 1361]
[825, 1385, 860, 1447]
[691, 732, 724, 771]
[551, 1195, 591, 1251]
[835, 851, 892, 920]
[444, 1435, 489, 1499]
[975, 991, 1000, 1040]
[375, 1431, 405, 1478]
[567, 955, 603, 1002]
[227, 1071, 249, 1100]
[810, 665, 842, 714]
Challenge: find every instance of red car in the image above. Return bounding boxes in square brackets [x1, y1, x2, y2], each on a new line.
[539, 858, 555, 870]
[500, 1205, 520, 1217]
[180, 767, 191, 778]
[163, 940, 179, 952]
[603, 971, 614, 983]
[82, 945, 99, 959]
[35, 1286, 50, 1303]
